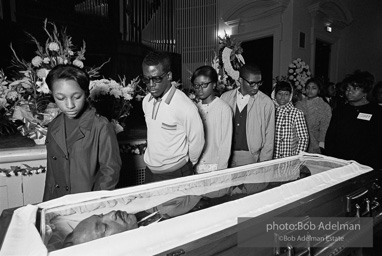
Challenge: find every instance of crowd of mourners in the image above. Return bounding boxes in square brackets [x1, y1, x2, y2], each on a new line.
[42, 50, 382, 203]
[39, 50, 382, 249]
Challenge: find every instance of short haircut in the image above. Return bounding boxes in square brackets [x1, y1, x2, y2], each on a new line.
[275, 81, 292, 94]
[342, 70, 375, 93]
[191, 65, 218, 84]
[46, 64, 90, 97]
[142, 51, 171, 73]
[239, 64, 261, 78]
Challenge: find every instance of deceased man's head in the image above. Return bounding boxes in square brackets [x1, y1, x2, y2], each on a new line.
[63, 210, 138, 247]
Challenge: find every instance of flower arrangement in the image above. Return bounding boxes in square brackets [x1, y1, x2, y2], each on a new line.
[3, 19, 108, 140]
[288, 58, 311, 92]
[89, 76, 141, 133]
[215, 32, 245, 94]
[0, 70, 19, 135]
[0, 164, 46, 177]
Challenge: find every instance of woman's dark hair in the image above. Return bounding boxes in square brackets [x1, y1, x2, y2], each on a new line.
[305, 78, 324, 97]
[342, 70, 374, 94]
[275, 81, 292, 94]
[191, 65, 218, 84]
[46, 64, 90, 97]
[142, 51, 172, 73]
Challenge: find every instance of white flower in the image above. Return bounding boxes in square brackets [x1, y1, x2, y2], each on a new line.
[48, 42, 60, 51]
[171, 81, 181, 88]
[6, 90, 18, 100]
[73, 59, 84, 68]
[36, 80, 50, 94]
[288, 69, 294, 73]
[0, 98, 8, 109]
[43, 57, 50, 64]
[68, 50, 74, 56]
[56, 56, 64, 64]
[31, 56, 43, 67]
[37, 68, 50, 79]
[110, 87, 122, 98]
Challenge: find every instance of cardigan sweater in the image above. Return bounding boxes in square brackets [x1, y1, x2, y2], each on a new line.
[195, 97, 233, 171]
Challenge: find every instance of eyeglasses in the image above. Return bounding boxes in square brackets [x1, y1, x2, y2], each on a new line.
[345, 86, 362, 93]
[141, 72, 169, 84]
[193, 81, 212, 90]
[241, 77, 263, 87]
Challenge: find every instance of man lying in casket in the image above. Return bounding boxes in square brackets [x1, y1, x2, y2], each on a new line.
[62, 195, 207, 248]
[51, 166, 311, 250]
[52, 183, 271, 250]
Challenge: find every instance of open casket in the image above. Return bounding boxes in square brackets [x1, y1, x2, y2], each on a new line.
[1, 153, 381, 256]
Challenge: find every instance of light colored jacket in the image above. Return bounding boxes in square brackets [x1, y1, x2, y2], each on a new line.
[221, 90, 275, 162]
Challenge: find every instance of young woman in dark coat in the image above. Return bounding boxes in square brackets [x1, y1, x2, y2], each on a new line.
[43, 64, 121, 201]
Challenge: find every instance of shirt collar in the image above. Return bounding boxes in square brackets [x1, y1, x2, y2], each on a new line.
[236, 87, 250, 99]
[148, 84, 176, 104]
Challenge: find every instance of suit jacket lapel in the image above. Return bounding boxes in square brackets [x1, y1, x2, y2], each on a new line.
[50, 114, 68, 155]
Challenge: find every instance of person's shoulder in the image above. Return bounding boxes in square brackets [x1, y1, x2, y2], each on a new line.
[142, 94, 151, 103]
[215, 97, 232, 112]
[89, 108, 111, 126]
[292, 106, 305, 116]
[220, 89, 236, 99]
[173, 89, 196, 106]
[256, 91, 274, 106]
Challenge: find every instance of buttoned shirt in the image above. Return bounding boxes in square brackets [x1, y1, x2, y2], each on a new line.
[236, 88, 250, 112]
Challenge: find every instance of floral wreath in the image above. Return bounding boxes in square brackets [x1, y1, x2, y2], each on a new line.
[0, 164, 46, 177]
[218, 32, 245, 82]
[288, 58, 311, 91]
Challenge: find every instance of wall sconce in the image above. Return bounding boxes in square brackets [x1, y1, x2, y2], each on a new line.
[325, 22, 332, 33]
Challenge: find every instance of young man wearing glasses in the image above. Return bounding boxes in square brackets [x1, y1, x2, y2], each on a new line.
[221, 64, 275, 167]
[141, 51, 205, 183]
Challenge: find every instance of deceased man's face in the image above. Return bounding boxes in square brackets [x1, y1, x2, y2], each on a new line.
[65, 210, 138, 246]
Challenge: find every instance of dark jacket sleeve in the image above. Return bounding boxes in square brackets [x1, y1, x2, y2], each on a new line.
[325, 108, 339, 157]
[93, 122, 122, 190]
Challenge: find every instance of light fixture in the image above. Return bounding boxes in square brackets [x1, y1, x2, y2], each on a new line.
[325, 22, 332, 33]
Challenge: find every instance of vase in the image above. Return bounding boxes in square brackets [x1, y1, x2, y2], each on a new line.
[34, 136, 46, 145]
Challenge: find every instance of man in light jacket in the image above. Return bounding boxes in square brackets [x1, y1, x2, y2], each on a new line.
[221, 64, 275, 167]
